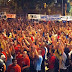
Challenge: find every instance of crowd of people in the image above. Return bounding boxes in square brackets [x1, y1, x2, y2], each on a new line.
[0, 18, 72, 72]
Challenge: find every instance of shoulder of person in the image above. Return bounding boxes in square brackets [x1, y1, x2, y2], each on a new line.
[8, 64, 12, 67]
[16, 64, 21, 68]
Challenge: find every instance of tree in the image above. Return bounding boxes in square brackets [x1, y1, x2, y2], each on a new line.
[0, 0, 62, 14]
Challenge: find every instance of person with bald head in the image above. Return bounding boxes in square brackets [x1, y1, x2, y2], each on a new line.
[21, 51, 30, 72]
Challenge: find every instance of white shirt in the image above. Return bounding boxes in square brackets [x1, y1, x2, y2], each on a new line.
[60, 52, 67, 69]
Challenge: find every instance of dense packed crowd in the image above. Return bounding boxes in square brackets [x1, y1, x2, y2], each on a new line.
[0, 19, 72, 72]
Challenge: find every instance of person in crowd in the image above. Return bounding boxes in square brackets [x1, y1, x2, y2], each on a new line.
[21, 51, 30, 72]
[64, 46, 70, 68]
[29, 44, 37, 72]
[7, 58, 21, 72]
[0, 19, 72, 72]
[40, 43, 45, 72]
[0, 59, 6, 72]
[47, 48, 56, 72]
[68, 60, 72, 72]
[68, 46, 72, 72]
[0, 46, 7, 62]
[6, 45, 13, 70]
[59, 49, 67, 72]
[0, 48, 4, 59]
[35, 49, 43, 72]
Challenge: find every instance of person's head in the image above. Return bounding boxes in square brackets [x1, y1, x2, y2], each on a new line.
[12, 59, 17, 66]
[23, 51, 27, 58]
[51, 49, 55, 53]
[1, 55, 6, 62]
[38, 50, 42, 55]
[49, 48, 55, 55]
[31, 43, 36, 51]
[49, 43, 52, 49]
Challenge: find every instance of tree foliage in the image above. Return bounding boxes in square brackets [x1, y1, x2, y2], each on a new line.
[0, 0, 62, 14]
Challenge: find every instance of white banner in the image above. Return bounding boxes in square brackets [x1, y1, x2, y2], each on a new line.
[40, 15, 48, 21]
[28, 14, 72, 21]
[40, 15, 61, 21]
[61, 16, 72, 21]
[61, 16, 68, 21]
[67, 16, 72, 21]
[28, 14, 40, 19]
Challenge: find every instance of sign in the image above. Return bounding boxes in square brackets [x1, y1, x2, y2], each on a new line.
[28, 14, 72, 21]
[61, 16, 68, 21]
[68, 16, 72, 21]
[40, 15, 48, 21]
[49, 17, 61, 21]
[6, 14, 16, 18]
[28, 14, 40, 20]
[40, 15, 61, 21]
[61, 16, 72, 21]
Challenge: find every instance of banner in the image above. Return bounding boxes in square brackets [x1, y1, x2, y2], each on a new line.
[61, 16, 72, 21]
[28, 14, 40, 20]
[28, 14, 61, 21]
[40, 15, 48, 21]
[49, 17, 61, 21]
[40, 15, 61, 21]
[28, 14, 72, 21]
[67, 16, 72, 21]
[6, 14, 16, 18]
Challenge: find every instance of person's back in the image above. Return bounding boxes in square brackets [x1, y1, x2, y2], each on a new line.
[35, 55, 43, 71]
[35, 50, 43, 72]
[6, 55, 13, 69]
[47, 49, 56, 72]
[54, 55, 59, 72]
[64, 47, 70, 68]
[67, 53, 72, 72]
[48, 54, 56, 70]
[60, 52, 67, 72]
[68, 60, 72, 72]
